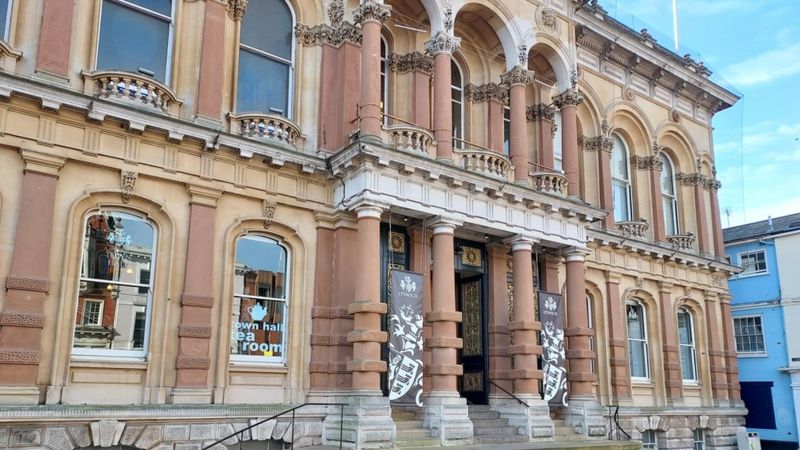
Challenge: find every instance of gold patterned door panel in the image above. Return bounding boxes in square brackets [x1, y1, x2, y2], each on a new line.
[459, 277, 487, 404]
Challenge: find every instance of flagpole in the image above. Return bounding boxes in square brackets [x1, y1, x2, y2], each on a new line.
[672, 0, 679, 52]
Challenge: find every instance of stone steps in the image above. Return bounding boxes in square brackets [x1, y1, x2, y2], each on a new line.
[392, 408, 437, 448]
[468, 405, 529, 445]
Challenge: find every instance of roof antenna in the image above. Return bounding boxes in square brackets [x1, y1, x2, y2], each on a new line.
[767, 215, 774, 232]
[724, 208, 731, 228]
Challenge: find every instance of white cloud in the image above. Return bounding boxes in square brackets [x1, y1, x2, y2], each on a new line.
[722, 43, 800, 86]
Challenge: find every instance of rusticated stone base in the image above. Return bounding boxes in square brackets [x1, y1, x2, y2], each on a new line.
[491, 397, 554, 439]
[423, 391, 473, 446]
[615, 408, 746, 450]
[323, 391, 396, 449]
[564, 395, 607, 438]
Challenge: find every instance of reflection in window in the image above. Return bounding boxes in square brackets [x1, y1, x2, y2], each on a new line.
[553, 111, 563, 171]
[236, 0, 294, 116]
[502, 105, 511, 155]
[693, 429, 705, 450]
[97, 0, 173, 83]
[678, 307, 697, 381]
[380, 36, 388, 123]
[733, 316, 765, 354]
[230, 235, 289, 362]
[739, 250, 767, 275]
[627, 301, 649, 379]
[0, 0, 10, 41]
[660, 153, 679, 235]
[74, 211, 155, 356]
[451, 60, 463, 148]
[612, 134, 633, 222]
[641, 430, 658, 449]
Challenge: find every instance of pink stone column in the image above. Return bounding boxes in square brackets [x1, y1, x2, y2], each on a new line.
[410, 226, 433, 394]
[354, 2, 391, 139]
[649, 161, 666, 242]
[541, 253, 561, 294]
[531, 104, 555, 170]
[719, 297, 741, 401]
[0, 151, 64, 397]
[425, 32, 460, 162]
[709, 181, 725, 257]
[564, 249, 594, 397]
[501, 67, 533, 184]
[174, 188, 221, 397]
[35, 0, 74, 78]
[694, 183, 710, 254]
[413, 69, 432, 130]
[487, 244, 512, 394]
[508, 239, 542, 397]
[704, 294, 729, 402]
[597, 139, 615, 229]
[347, 206, 388, 391]
[487, 98, 504, 153]
[605, 272, 631, 401]
[658, 283, 682, 403]
[553, 89, 584, 197]
[195, 0, 228, 122]
[310, 221, 335, 391]
[428, 221, 462, 393]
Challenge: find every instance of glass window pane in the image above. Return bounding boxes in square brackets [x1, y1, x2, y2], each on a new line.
[678, 310, 693, 345]
[663, 196, 677, 235]
[680, 345, 695, 380]
[553, 111, 563, 171]
[234, 235, 288, 299]
[614, 182, 631, 221]
[240, 0, 293, 60]
[660, 154, 674, 195]
[81, 213, 155, 282]
[230, 297, 285, 358]
[630, 340, 647, 377]
[98, 0, 170, 82]
[236, 50, 290, 115]
[74, 280, 150, 350]
[612, 135, 628, 179]
[451, 60, 461, 87]
[127, 0, 172, 16]
[0, 0, 9, 39]
[452, 101, 462, 142]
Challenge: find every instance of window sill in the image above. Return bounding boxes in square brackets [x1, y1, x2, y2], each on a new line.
[734, 271, 769, 279]
[70, 356, 148, 370]
[737, 352, 768, 358]
[630, 378, 653, 386]
[229, 360, 289, 373]
[682, 381, 701, 388]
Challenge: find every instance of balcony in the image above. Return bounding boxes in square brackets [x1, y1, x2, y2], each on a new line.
[529, 171, 568, 195]
[383, 123, 434, 157]
[667, 233, 696, 252]
[616, 219, 649, 239]
[453, 142, 512, 181]
[82, 70, 181, 115]
[229, 113, 302, 148]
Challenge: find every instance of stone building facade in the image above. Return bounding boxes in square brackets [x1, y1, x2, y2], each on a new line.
[0, 0, 744, 448]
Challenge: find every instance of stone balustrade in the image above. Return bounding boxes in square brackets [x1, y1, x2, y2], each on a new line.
[82, 70, 181, 115]
[384, 125, 434, 156]
[229, 113, 302, 147]
[529, 172, 568, 195]
[616, 219, 649, 239]
[454, 147, 512, 181]
[667, 233, 696, 252]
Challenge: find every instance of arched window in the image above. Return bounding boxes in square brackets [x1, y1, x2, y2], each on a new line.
[677, 307, 697, 381]
[0, 0, 11, 41]
[74, 211, 156, 357]
[380, 36, 389, 123]
[612, 134, 633, 222]
[97, 0, 175, 83]
[451, 59, 464, 148]
[626, 300, 649, 379]
[236, 0, 295, 117]
[502, 105, 511, 155]
[230, 235, 289, 363]
[660, 153, 679, 235]
[553, 111, 563, 171]
[587, 294, 596, 375]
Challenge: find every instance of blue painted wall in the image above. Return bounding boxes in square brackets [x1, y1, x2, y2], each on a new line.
[727, 240, 781, 305]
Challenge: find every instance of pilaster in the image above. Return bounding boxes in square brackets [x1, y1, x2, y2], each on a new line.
[553, 89, 584, 197]
[658, 282, 682, 403]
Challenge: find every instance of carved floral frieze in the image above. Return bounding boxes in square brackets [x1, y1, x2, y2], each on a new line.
[500, 65, 534, 86]
[527, 103, 556, 122]
[464, 82, 508, 103]
[424, 32, 461, 56]
[388, 51, 433, 74]
[552, 88, 584, 108]
[295, 22, 361, 47]
[352, 1, 391, 24]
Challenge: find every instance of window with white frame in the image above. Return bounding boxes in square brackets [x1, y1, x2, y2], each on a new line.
[502, 105, 511, 155]
[733, 316, 765, 354]
[627, 300, 649, 379]
[641, 430, 658, 449]
[677, 307, 697, 381]
[553, 110, 563, 172]
[0, 0, 11, 41]
[693, 429, 705, 450]
[660, 153, 679, 235]
[451, 59, 464, 148]
[97, 0, 174, 83]
[380, 36, 388, 123]
[236, 0, 295, 116]
[612, 134, 633, 222]
[230, 235, 289, 363]
[74, 211, 156, 356]
[739, 250, 767, 275]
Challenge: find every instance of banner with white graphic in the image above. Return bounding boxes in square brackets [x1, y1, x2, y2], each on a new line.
[388, 270, 424, 406]
[539, 291, 567, 406]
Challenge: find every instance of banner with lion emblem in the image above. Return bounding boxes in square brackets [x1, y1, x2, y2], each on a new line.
[538, 291, 567, 406]
[388, 270, 424, 406]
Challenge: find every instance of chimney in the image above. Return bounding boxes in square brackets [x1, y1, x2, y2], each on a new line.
[767, 216, 774, 232]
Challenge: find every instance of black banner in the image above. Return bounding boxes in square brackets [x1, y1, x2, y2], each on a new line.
[388, 270, 424, 406]
[539, 291, 567, 406]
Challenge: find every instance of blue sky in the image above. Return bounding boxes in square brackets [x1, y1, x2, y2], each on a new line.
[597, 0, 800, 227]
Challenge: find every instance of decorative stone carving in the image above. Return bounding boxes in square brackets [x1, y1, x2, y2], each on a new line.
[443, 7, 453, 32]
[5, 275, 49, 292]
[68, 426, 92, 448]
[352, 1, 390, 25]
[175, 356, 211, 369]
[424, 31, 460, 56]
[0, 349, 40, 364]
[527, 103, 555, 122]
[517, 44, 528, 66]
[91, 420, 125, 447]
[0, 312, 45, 328]
[623, 86, 635, 101]
[617, 219, 649, 239]
[178, 325, 213, 338]
[294, 22, 362, 47]
[552, 88, 584, 108]
[667, 233, 696, 252]
[11, 429, 42, 446]
[44, 427, 73, 450]
[226, 0, 248, 21]
[580, 135, 613, 152]
[388, 51, 433, 74]
[464, 82, 508, 103]
[500, 65, 534, 86]
[670, 109, 681, 123]
[631, 155, 663, 171]
[327, 0, 344, 26]
[120, 170, 137, 203]
[263, 199, 277, 228]
[675, 172, 706, 186]
[181, 295, 214, 308]
[537, 6, 559, 34]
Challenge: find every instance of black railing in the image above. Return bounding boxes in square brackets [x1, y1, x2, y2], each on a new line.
[607, 404, 631, 440]
[488, 380, 530, 408]
[202, 403, 346, 450]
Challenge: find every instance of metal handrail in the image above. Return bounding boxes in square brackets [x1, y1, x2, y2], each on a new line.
[202, 402, 346, 450]
[488, 380, 530, 408]
[608, 404, 631, 440]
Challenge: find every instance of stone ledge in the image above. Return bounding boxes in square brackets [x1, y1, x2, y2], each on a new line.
[566, 348, 596, 359]
[346, 359, 387, 373]
[564, 326, 593, 337]
[426, 337, 463, 349]
[347, 301, 388, 315]
[508, 368, 542, 379]
[346, 329, 388, 343]
[508, 344, 542, 355]
[426, 311, 462, 323]
[507, 320, 541, 331]
[428, 364, 463, 376]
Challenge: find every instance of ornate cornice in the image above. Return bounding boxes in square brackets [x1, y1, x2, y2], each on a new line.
[388, 51, 433, 74]
[352, 1, 391, 25]
[527, 103, 555, 122]
[424, 31, 461, 56]
[631, 155, 663, 171]
[500, 65, 534, 86]
[294, 22, 361, 47]
[226, 0, 248, 21]
[552, 88, 584, 108]
[579, 135, 613, 152]
[464, 82, 508, 103]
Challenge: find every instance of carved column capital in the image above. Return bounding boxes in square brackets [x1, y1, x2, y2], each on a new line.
[526, 103, 555, 122]
[552, 88, 584, 109]
[579, 135, 613, 152]
[631, 155, 663, 171]
[464, 82, 508, 103]
[675, 172, 706, 186]
[353, 1, 391, 25]
[226, 0, 248, 21]
[327, 0, 344, 26]
[500, 65, 534, 86]
[424, 31, 461, 56]
[388, 51, 433, 74]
